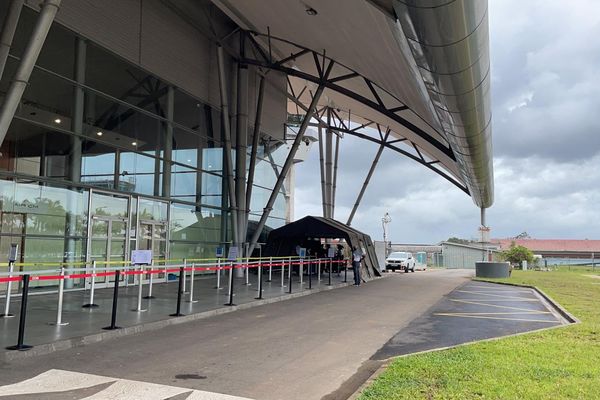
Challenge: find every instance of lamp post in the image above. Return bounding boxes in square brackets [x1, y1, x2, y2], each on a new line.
[382, 212, 391, 257]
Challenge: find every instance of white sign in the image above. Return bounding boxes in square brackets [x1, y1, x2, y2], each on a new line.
[131, 250, 152, 265]
[327, 247, 335, 258]
[227, 246, 239, 261]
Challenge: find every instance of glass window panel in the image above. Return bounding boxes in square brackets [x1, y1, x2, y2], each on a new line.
[170, 203, 222, 243]
[201, 173, 222, 208]
[119, 152, 158, 195]
[202, 148, 223, 173]
[138, 199, 168, 222]
[11, 7, 75, 78]
[90, 192, 128, 219]
[1, 119, 73, 179]
[171, 165, 197, 200]
[2, 181, 88, 237]
[249, 186, 286, 219]
[86, 43, 166, 115]
[81, 140, 115, 189]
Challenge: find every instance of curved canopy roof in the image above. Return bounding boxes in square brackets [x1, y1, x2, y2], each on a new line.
[212, 0, 494, 208]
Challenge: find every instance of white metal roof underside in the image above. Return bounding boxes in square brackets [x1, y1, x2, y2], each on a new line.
[211, 0, 494, 208]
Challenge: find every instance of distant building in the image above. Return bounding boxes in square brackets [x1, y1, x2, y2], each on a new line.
[492, 239, 600, 265]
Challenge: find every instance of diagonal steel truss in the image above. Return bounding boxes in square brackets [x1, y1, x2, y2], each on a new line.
[235, 30, 469, 196]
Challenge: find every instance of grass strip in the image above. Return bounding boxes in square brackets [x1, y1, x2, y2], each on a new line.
[358, 267, 600, 399]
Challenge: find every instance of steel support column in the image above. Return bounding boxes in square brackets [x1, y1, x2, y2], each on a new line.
[162, 86, 174, 197]
[0, 0, 24, 81]
[236, 64, 249, 254]
[0, 0, 61, 147]
[248, 80, 328, 254]
[217, 45, 238, 246]
[480, 207, 486, 227]
[318, 126, 327, 217]
[245, 75, 265, 227]
[347, 130, 390, 226]
[325, 108, 333, 218]
[332, 132, 340, 219]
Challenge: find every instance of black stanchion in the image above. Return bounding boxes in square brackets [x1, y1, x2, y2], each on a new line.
[225, 262, 236, 306]
[328, 259, 332, 286]
[255, 262, 263, 300]
[103, 270, 121, 330]
[344, 261, 348, 283]
[170, 266, 185, 316]
[6, 275, 32, 351]
[288, 261, 293, 294]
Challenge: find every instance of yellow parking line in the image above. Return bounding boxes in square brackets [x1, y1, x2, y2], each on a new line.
[467, 285, 531, 292]
[456, 290, 535, 300]
[457, 299, 539, 302]
[437, 311, 551, 315]
[434, 313, 558, 323]
[450, 299, 547, 313]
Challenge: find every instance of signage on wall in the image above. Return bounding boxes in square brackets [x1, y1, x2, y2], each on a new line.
[131, 250, 152, 265]
[216, 247, 224, 258]
[227, 246, 239, 261]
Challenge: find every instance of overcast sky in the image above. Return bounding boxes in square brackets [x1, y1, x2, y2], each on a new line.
[293, 0, 600, 244]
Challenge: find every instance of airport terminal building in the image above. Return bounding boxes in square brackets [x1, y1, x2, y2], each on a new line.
[0, 1, 294, 278]
[0, 0, 493, 289]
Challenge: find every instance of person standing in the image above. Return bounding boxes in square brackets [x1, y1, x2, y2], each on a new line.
[352, 246, 363, 286]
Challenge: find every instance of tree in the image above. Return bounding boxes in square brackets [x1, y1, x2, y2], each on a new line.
[447, 237, 471, 245]
[500, 244, 534, 268]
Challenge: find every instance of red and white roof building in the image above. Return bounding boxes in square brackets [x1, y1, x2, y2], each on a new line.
[491, 239, 600, 259]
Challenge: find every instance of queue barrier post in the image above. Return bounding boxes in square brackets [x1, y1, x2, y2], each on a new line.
[103, 270, 121, 330]
[170, 266, 185, 316]
[134, 264, 147, 312]
[308, 259, 312, 290]
[281, 259, 285, 287]
[328, 258, 333, 286]
[225, 261, 236, 306]
[288, 256, 292, 282]
[243, 255, 250, 286]
[49, 266, 69, 326]
[288, 260, 293, 294]
[216, 258, 222, 289]
[182, 259, 188, 294]
[300, 258, 304, 286]
[268, 256, 273, 282]
[143, 260, 156, 299]
[6, 274, 31, 351]
[255, 260, 263, 300]
[187, 263, 198, 303]
[317, 259, 321, 282]
[1, 261, 15, 317]
[82, 260, 99, 308]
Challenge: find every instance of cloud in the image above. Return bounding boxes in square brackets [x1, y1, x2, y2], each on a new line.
[294, 0, 600, 243]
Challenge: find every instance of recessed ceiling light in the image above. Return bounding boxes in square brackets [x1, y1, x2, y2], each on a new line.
[54, 118, 61, 124]
[305, 6, 317, 15]
[96, 131, 103, 136]
[131, 141, 137, 146]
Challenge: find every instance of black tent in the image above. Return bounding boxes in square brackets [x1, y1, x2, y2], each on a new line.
[264, 216, 380, 281]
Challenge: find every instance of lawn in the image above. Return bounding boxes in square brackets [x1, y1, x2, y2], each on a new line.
[358, 268, 600, 399]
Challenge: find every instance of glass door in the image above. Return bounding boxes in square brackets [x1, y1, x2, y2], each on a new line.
[87, 190, 130, 288]
[139, 221, 167, 282]
[0, 212, 26, 293]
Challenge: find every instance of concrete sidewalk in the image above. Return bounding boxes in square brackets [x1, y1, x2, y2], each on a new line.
[1, 267, 355, 355]
[0, 269, 473, 400]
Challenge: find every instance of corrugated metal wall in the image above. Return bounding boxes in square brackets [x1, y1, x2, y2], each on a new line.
[442, 243, 487, 269]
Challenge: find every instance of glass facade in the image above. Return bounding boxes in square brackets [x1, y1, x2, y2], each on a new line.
[0, 7, 289, 287]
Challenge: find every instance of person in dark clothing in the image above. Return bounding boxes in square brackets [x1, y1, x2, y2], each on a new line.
[352, 246, 363, 286]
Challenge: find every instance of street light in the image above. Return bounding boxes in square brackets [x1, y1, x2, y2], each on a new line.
[382, 212, 392, 256]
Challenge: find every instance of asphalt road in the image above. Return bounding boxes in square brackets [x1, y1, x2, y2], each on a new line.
[0, 269, 472, 400]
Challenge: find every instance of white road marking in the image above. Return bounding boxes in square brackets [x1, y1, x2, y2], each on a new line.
[0, 369, 253, 400]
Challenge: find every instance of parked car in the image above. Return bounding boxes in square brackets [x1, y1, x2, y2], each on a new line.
[385, 251, 416, 272]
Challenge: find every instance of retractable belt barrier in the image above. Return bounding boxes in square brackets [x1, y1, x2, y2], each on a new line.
[2, 257, 348, 351]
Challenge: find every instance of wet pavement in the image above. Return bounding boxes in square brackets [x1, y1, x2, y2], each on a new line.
[371, 280, 566, 360]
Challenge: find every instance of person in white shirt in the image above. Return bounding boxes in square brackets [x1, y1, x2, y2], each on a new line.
[352, 246, 363, 286]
